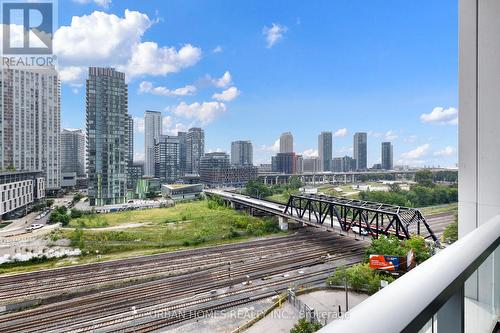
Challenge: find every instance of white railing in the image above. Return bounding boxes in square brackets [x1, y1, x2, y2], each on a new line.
[318, 216, 500, 333]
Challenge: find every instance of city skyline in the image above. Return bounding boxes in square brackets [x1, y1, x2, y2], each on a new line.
[57, 1, 457, 168]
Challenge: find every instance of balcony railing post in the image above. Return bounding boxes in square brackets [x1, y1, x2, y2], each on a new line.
[436, 284, 464, 333]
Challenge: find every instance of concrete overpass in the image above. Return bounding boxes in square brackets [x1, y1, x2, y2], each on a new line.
[258, 170, 417, 186]
[205, 189, 348, 232]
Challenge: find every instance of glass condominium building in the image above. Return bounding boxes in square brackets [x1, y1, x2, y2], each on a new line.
[353, 132, 367, 170]
[86, 67, 129, 206]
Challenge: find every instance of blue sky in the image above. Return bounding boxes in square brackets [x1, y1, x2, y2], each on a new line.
[57, 0, 458, 167]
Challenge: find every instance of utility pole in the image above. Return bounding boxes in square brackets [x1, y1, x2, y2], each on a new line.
[344, 274, 349, 312]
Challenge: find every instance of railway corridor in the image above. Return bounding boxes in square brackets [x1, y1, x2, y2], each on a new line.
[0, 229, 367, 333]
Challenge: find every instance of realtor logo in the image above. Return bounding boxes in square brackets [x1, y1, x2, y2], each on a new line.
[2, 1, 54, 54]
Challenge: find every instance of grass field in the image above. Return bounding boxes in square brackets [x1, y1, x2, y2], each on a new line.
[266, 193, 290, 204]
[0, 221, 12, 229]
[420, 202, 458, 216]
[63, 200, 282, 255]
[0, 200, 284, 275]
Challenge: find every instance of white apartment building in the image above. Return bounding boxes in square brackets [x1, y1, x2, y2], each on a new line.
[0, 171, 45, 218]
[0, 66, 61, 190]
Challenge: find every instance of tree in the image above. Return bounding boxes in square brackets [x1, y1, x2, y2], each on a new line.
[288, 176, 303, 190]
[388, 183, 402, 193]
[326, 263, 394, 295]
[245, 180, 272, 198]
[408, 186, 434, 207]
[46, 199, 55, 207]
[365, 235, 406, 260]
[290, 318, 322, 333]
[70, 208, 83, 219]
[73, 193, 84, 203]
[403, 236, 430, 263]
[49, 206, 70, 226]
[414, 170, 434, 186]
[433, 186, 450, 204]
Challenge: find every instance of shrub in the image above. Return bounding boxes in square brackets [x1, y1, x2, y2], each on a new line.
[290, 318, 322, 333]
[73, 193, 84, 203]
[442, 215, 458, 243]
[70, 208, 83, 219]
[403, 236, 430, 263]
[49, 207, 70, 226]
[366, 234, 431, 264]
[365, 235, 406, 261]
[326, 264, 395, 295]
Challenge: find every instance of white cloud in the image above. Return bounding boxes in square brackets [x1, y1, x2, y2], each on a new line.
[122, 42, 201, 79]
[139, 81, 196, 97]
[401, 144, 430, 159]
[59, 66, 86, 87]
[133, 116, 145, 133]
[384, 130, 398, 141]
[209, 71, 232, 88]
[333, 128, 348, 137]
[164, 122, 191, 136]
[434, 146, 456, 157]
[212, 87, 240, 102]
[73, 0, 111, 8]
[168, 101, 226, 125]
[212, 45, 223, 53]
[420, 107, 458, 125]
[54, 10, 201, 84]
[404, 135, 418, 144]
[397, 159, 427, 167]
[259, 139, 280, 153]
[368, 131, 383, 138]
[302, 149, 318, 158]
[263, 23, 287, 48]
[134, 151, 144, 162]
[336, 146, 353, 155]
[162, 116, 173, 131]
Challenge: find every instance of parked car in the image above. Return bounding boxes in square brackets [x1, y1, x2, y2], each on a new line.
[26, 224, 43, 232]
[352, 226, 369, 236]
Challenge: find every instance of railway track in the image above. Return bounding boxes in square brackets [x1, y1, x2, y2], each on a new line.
[0, 230, 363, 303]
[0, 228, 367, 332]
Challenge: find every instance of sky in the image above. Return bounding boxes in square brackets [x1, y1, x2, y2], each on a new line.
[56, 0, 458, 168]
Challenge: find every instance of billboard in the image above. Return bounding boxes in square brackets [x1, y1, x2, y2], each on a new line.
[369, 255, 400, 271]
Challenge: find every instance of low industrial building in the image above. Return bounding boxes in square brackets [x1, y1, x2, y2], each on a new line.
[0, 171, 45, 219]
[161, 184, 203, 201]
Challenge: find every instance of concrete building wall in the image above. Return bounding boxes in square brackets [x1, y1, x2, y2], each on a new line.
[61, 128, 86, 177]
[0, 67, 60, 190]
[459, 0, 500, 330]
[186, 127, 205, 174]
[279, 132, 293, 153]
[231, 140, 253, 166]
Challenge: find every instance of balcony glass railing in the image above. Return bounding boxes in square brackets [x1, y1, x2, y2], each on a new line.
[318, 216, 500, 333]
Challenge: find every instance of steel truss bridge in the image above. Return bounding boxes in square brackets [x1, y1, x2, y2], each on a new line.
[284, 193, 438, 243]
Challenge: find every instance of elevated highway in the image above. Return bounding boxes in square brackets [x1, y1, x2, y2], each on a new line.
[258, 170, 417, 185]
